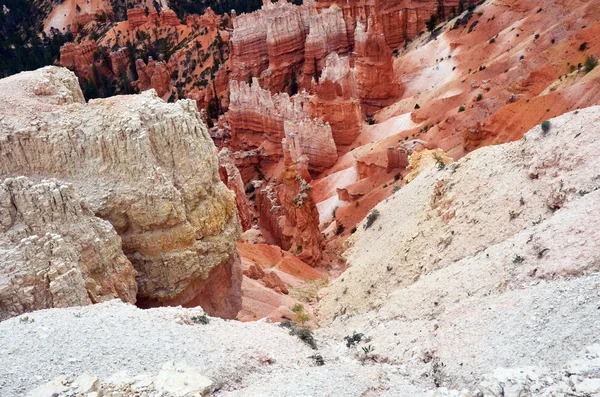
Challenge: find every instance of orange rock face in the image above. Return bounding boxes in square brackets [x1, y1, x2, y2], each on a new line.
[230, 0, 308, 93]
[127, 7, 180, 30]
[310, 52, 362, 146]
[354, 17, 401, 108]
[256, 139, 324, 266]
[315, 0, 460, 48]
[228, 79, 337, 174]
[59, 41, 98, 80]
[302, 5, 350, 86]
[219, 148, 254, 232]
[134, 57, 172, 98]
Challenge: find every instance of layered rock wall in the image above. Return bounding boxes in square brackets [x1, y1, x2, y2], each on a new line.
[256, 139, 323, 265]
[354, 18, 401, 107]
[0, 177, 137, 320]
[0, 67, 242, 318]
[59, 41, 98, 81]
[302, 5, 350, 85]
[134, 57, 172, 98]
[228, 78, 337, 173]
[230, 0, 309, 92]
[315, 0, 460, 48]
[310, 52, 362, 146]
[127, 7, 180, 30]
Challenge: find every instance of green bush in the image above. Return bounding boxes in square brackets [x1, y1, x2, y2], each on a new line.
[364, 209, 380, 230]
[584, 55, 598, 73]
[458, 105, 466, 112]
[190, 313, 210, 324]
[280, 321, 317, 349]
[344, 332, 364, 347]
[541, 120, 551, 133]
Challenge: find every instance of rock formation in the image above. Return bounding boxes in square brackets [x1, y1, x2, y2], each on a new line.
[0, 66, 242, 318]
[230, 0, 309, 93]
[0, 177, 137, 320]
[59, 41, 98, 80]
[256, 138, 323, 266]
[127, 7, 180, 30]
[218, 148, 253, 231]
[302, 5, 350, 85]
[134, 57, 172, 98]
[314, 0, 460, 48]
[310, 52, 362, 146]
[354, 17, 401, 107]
[228, 78, 337, 173]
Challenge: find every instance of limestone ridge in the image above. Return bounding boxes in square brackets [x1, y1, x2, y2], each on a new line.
[0, 66, 242, 318]
[0, 177, 137, 321]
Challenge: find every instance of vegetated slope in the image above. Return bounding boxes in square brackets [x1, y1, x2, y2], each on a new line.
[0, 0, 74, 77]
[313, 0, 600, 241]
[317, 106, 600, 389]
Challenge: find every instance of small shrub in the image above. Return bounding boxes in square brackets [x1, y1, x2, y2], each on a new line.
[351, 226, 357, 234]
[280, 320, 317, 349]
[364, 209, 380, 230]
[534, 33, 540, 40]
[392, 185, 401, 193]
[394, 173, 402, 181]
[362, 345, 375, 354]
[344, 332, 364, 347]
[191, 313, 210, 324]
[392, 48, 400, 58]
[489, 37, 495, 44]
[433, 152, 446, 170]
[291, 303, 304, 313]
[584, 55, 598, 72]
[414, 103, 421, 109]
[476, 93, 483, 101]
[458, 105, 466, 112]
[296, 311, 311, 325]
[579, 42, 588, 51]
[513, 254, 525, 264]
[365, 114, 376, 125]
[309, 354, 325, 366]
[541, 120, 551, 133]
[335, 223, 345, 235]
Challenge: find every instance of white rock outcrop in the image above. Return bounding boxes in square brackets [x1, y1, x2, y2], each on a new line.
[0, 66, 242, 318]
[0, 177, 136, 320]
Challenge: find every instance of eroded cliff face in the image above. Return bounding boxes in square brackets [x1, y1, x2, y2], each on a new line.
[354, 17, 401, 107]
[230, 0, 309, 93]
[302, 5, 350, 86]
[0, 66, 242, 318]
[315, 0, 460, 48]
[228, 78, 337, 174]
[310, 52, 362, 146]
[0, 177, 137, 320]
[256, 139, 324, 266]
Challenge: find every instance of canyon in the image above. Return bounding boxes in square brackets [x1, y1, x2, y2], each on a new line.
[0, 0, 600, 395]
